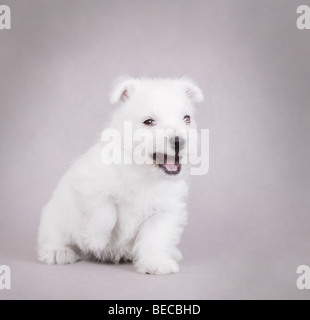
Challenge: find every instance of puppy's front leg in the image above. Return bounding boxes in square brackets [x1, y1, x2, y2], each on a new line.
[134, 211, 186, 275]
[81, 200, 117, 259]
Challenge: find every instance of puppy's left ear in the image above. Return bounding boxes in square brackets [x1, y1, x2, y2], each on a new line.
[180, 77, 204, 103]
[110, 76, 136, 105]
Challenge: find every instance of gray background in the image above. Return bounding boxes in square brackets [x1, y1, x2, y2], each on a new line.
[0, 0, 309, 300]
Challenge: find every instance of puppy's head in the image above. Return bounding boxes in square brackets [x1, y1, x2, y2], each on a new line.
[109, 77, 203, 177]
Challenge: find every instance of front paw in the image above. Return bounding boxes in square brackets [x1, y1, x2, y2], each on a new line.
[38, 246, 80, 265]
[82, 234, 109, 259]
[136, 257, 180, 275]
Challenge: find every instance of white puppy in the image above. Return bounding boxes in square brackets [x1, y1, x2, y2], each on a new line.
[38, 77, 203, 274]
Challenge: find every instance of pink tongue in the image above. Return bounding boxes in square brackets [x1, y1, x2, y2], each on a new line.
[164, 163, 179, 172]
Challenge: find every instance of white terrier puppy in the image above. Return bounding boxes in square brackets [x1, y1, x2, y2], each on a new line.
[38, 77, 203, 274]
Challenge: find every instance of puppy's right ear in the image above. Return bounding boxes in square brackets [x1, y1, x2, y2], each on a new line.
[110, 76, 136, 105]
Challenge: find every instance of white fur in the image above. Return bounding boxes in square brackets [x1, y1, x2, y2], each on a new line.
[38, 77, 203, 274]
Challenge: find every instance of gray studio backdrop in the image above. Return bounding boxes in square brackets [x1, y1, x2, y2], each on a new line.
[0, 0, 309, 300]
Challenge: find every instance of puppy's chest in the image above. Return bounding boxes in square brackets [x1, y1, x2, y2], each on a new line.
[115, 182, 171, 215]
[112, 181, 187, 243]
[113, 192, 165, 241]
[117, 193, 160, 223]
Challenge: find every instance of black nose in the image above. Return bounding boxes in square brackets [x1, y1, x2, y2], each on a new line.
[169, 136, 185, 152]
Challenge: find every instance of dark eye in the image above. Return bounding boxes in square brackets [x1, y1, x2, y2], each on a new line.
[143, 119, 155, 126]
[184, 115, 191, 124]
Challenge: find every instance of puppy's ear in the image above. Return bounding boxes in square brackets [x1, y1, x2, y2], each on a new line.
[110, 76, 136, 104]
[180, 77, 204, 103]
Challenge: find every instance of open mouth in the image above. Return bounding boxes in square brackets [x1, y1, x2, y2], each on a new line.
[153, 153, 182, 175]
